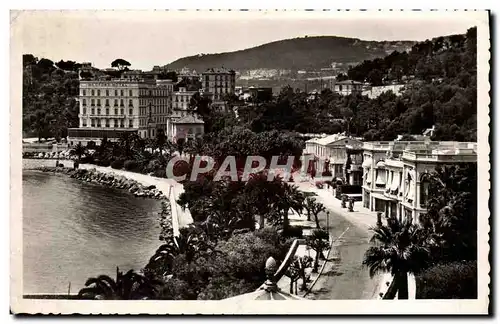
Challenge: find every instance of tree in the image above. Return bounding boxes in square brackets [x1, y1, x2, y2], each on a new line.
[276, 183, 305, 233]
[37, 58, 54, 71]
[23, 54, 38, 67]
[363, 218, 430, 299]
[111, 58, 131, 70]
[154, 129, 167, 156]
[284, 256, 301, 294]
[71, 143, 87, 162]
[145, 225, 215, 278]
[419, 164, 477, 263]
[78, 267, 161, 300]
[307, 229, 330, 273]
[176, 138, 186, 156]
[303, 197, 326, 228]
[287, 255, 313, 292]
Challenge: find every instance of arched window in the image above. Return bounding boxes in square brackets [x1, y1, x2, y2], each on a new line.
[420, 173, 431, 208]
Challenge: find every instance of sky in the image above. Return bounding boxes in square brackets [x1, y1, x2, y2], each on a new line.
[11, 10, 484, 70]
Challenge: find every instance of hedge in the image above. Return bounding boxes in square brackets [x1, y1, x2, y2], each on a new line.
[415, 261, 477, 299]
[110, 159, 124, 169]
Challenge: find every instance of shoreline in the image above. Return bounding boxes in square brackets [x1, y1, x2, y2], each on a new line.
[24, 159, 193, 236]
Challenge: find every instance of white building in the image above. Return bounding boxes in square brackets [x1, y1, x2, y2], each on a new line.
[68, 78, 173, 146]
[362, 141, 477, 223]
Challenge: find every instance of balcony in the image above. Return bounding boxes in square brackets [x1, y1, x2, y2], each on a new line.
[349, 164, 362, 172]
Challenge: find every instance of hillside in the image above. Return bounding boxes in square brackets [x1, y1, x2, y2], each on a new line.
[167, 36, 415, 72]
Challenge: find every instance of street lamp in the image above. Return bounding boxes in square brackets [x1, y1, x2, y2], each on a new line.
[326, 211, 330, 231]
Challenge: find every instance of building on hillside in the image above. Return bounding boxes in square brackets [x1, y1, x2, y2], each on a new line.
[138, 80, 174, 139]
[201, 68, 236, 110]
[361, 84, 405, 99]
[68, 78, 173, 146]
[168, 87, 200, 137]
[171, 115, 204, 142]
[329, 79, 364, 96]
[362, 140, 477, 223]
[303, 134, 363, 183]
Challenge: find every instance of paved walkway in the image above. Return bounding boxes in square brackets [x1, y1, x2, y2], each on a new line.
[291, 178, 387, 299]
[292, 179, 417, 299]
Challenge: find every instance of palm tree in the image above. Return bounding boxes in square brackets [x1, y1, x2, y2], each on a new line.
[154, 129, 167, 156]
[276, 183, 305, 232]
[362, 217, 430, 299]
[70, 143, 87, 162]
[78, 267, 161, 300]
[307, 229, 330, 273]
[145, 225, 214, 277]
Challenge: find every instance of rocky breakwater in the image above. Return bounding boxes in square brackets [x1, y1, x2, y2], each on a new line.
[37, 167, 167, 200]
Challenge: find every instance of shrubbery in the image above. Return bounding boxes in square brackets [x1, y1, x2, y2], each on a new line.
[415, 261, 477, 299]
[110, 159, 124, 169]
[124, 159, 139, 171]
[283, 225, 303, 239]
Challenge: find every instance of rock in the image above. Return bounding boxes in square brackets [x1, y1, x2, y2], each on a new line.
[144, 185, 156, 190]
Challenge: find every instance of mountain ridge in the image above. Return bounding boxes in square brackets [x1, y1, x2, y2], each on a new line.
[167, 36, 416, 72]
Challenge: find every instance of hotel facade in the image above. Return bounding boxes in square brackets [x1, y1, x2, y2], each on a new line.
[201, 68, 236, 110]
[68, 78, 174, 146]
[361, 140, 477, 223]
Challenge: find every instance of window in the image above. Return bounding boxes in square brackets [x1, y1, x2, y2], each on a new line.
[97, 121, 101, 127]
[83, 108, 87, 115]
[129, 108, 133, 115]
[120, 90, 124, 96]
[106, 108, 109, 115]
[82, 120, 87, 127]
[114, 99, 118, 106]
[105, 121, 110, 128]
[91, 99, 95, 106]
[420, 175, 430, 207]
[105, 99, 109, 106]
[82, 90, 86, 96]
[106, 90, 109, 96]
[120, 99, 124, 106]
[91, 108, 95, 115]
[97, 99, 101, 106]
[129, 99, 133, 107]
[97, 108, 101, 115]
[114, 108, 118, 115]
[91, 120, 95, 127]
[114, 119, 118, 127]
[120, 108, 124, 115]
[91, 90, 95, 96]
[129, 120, 133, 128]
[120, 121, 124, 128]
[129, 90, 133, 96]
[82, 99, 87, 106]
[115, 90, 118, 96]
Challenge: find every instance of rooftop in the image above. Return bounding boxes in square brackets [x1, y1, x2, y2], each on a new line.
[306, 133, 347, 146]
[173, 115, 204, 124]
[335, 79, 364, 85]
[203, 67, 235, 74]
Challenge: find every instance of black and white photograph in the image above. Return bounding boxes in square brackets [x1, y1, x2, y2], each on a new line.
[9, 9, 490, 314]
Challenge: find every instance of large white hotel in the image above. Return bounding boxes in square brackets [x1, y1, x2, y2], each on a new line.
[67, 65, 238, 146]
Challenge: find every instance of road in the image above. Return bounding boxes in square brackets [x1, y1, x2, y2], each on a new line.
[305, 208, 383, 300]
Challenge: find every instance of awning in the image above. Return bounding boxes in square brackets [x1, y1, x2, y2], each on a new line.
[405, 170, 416, 201]
[366, 168, 373, 184]
[362, 158, 372, 169]
[390, 171, 400, 191]
[375, 169, 386, 186]
[372, 192, 394, 201]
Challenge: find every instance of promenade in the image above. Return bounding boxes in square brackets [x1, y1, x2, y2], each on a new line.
[79, 164, 193, 231]
[293, 178, 415, 300]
